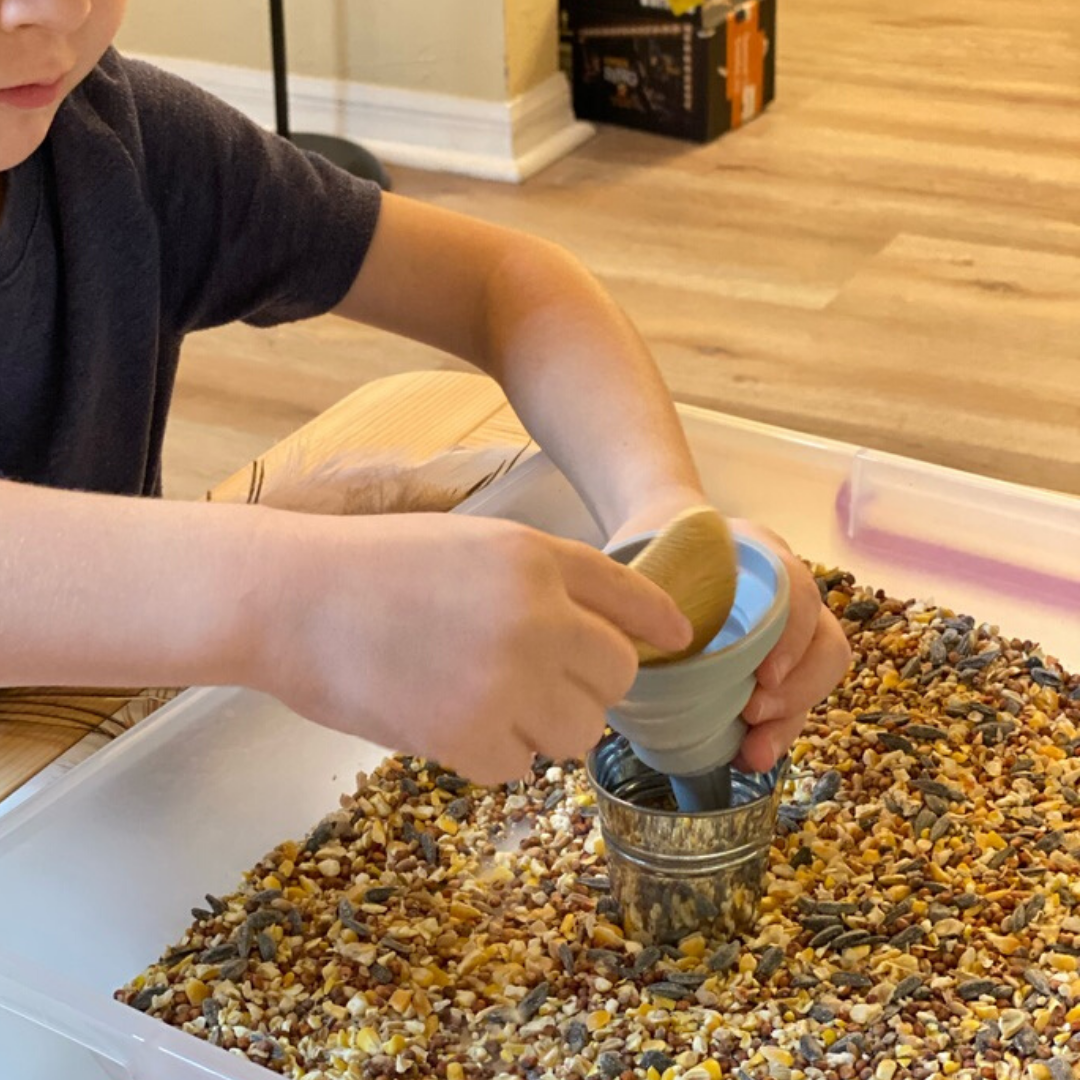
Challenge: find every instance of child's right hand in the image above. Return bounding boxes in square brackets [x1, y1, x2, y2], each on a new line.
[249, 513, 693, 785]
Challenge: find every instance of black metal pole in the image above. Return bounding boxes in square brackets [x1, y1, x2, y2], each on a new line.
[265, 0, 391, 190]
[268, 0, 291, 140]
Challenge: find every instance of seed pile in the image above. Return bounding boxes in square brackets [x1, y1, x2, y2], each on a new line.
[117, 566, 1080, 1080]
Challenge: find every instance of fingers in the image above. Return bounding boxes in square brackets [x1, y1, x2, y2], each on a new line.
[744, 609, 851, 726]
[562, 606, 640, 705]
[733, 712, 808, 774]
[756, 554, 825, 691]
[552, 538, 693, 654]
[455, 739, 536, 788]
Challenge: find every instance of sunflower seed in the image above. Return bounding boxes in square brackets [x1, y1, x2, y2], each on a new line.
[205, 894, 227, 916]
[379, 936, 410, 957]
[365, 887, 396, 904]
[246, 909, 282, 932]
[811, 900, 859, 917]
[234, 922, 253, 960]
[912, 778, 965, 803]
[929, 638, 948, 666]
[930, 815, 956, 842]
[640, 1051, 675, 1072]
[446, 797, 471, 821]
[869, 615, 904, 631]
[900, 656, 922, 680]
[804, 914, 846, 932]
[879, 732, 916, 756]
[957, 650, 1000, 671]
[565, 1021, 589, 1053]
[542, 787, 565, 811]
[578, 876, 611, 892]
[1036, 831, 1065, 853]
[517, 981, 549, 1022]
[955, 892, 981, 910]
[202, 997, 221, 1026]
[808, 1002, 836, 1023]
[669, 972, 709, 989]
[809, 925, 846, 949]
[400, 777, 421, 798]
[988, 846, 1013, 870]
[557, 943, 575, 974]
[708, 941, 740, 972]
[586, 949, 623, 969]
[597, 1052, 624, 1080]
[812, 770, 842, 804]
[1031, 667, 1063, 688]
[419, 832, 439, 865]
[891, 974, 923, 1002]
[343, 917, 372, 938]
[370, 963, 394, 985]
[830, 930, 871, 951]
[756, 947, 785, 980]
[200, 944, 238, 965]
[799, 1034, 824, 1061]
[907, 724, 949, 742]
[958, 979, 998, 1001]
[1014, 1026, 1040, 1055]
[190, 907, 212, 921]
[1023, 967, 1054, 996]
[1047, 1058, 1073, 1080]
[219, 958, 247, 983]
[790, 845, 813, 869]
[844, 599, 879, 622]
[597, 896, 622, 920]
[648, 981, 692, 1000]
[882, 899, 912, 927]
[435, 774, 469, 793]
[256, 932, 276, 963]
[913, 807, 937, 837]
[304, 821, 334, 853]
[829, 971, 872, 989]
[132, 984, 167, 1011]
[890, 925, 926, 949]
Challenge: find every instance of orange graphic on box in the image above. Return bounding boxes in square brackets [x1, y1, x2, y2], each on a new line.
[726, 3, 767, 128]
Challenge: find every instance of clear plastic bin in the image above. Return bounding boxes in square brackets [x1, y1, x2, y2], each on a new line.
[1, 406, 1077, 1077]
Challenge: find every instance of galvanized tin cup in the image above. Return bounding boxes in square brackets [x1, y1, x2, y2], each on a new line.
[587, 733, 789, 945]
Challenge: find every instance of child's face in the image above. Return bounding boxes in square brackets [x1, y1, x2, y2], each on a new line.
[0, 0, 126, 171]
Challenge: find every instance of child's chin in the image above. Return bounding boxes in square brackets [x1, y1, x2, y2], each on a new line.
[0, 111, 58, 172]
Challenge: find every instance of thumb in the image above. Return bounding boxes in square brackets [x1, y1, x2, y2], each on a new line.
[550, 538, 693, 653]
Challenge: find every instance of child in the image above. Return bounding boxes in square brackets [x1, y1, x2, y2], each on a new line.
[0, 0, 849, 785]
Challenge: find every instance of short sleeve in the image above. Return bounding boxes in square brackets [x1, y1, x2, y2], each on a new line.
[123, 56, 382, 333]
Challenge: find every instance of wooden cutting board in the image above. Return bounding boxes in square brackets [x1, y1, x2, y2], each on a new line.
[0, 371, 530, 804]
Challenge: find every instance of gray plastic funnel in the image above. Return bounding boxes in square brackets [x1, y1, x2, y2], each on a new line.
[604, 531, 790, 800]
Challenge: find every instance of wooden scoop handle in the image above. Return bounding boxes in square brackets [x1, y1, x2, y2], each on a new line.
[629, 506, 738, 665]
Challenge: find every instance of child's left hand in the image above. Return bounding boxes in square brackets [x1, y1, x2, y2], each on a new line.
[608, 499, 851, 773]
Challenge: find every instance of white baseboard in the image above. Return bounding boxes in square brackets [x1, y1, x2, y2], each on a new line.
[128, 53, 594, 183]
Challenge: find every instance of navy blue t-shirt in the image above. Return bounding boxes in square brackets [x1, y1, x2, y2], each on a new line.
[0, 49, 381, 496]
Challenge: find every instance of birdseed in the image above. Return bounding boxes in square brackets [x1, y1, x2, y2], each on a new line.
[117, 567, 1080, 1079]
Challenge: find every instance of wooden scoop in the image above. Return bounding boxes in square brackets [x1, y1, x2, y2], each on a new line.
[630, 506, 738, 666]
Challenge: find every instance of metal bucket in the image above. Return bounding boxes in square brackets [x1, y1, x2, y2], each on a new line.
[587, 733, 788, 945]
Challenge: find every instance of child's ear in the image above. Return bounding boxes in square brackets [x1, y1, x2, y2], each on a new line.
[237, 443, 532, 516]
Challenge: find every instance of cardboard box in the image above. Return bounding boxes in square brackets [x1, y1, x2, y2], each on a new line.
[563, 0, 776, 143]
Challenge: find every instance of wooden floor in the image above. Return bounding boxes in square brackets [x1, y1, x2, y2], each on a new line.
[164, 0, 1080, 503]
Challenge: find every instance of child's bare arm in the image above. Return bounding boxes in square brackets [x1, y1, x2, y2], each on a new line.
[332, 193, 705, 541]
[0, 479, 690, 783]
[0, 479, 266, 690]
